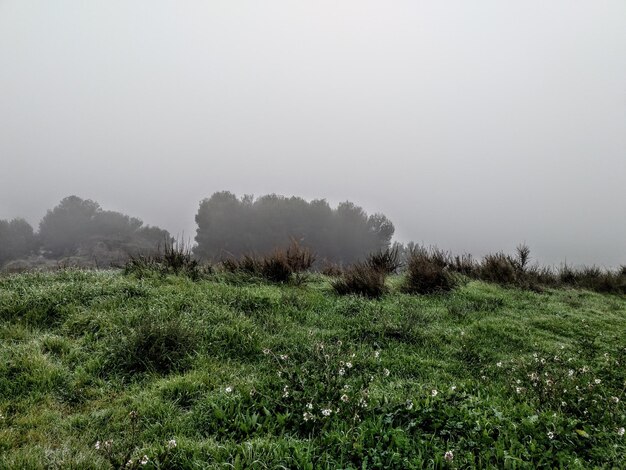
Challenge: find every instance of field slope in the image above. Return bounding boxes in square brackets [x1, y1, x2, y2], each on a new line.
[0, 270, 625, 468]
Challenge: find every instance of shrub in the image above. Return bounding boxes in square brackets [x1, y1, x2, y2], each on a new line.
[479, 253, 518, 285]
[219, 242, 315, 284]
[366, 246, 401, 274]
[124, 239, 206, 280]
[260, 255, 292, 283]
[332, 263, 387, 298]
[403, 248, 456, 294]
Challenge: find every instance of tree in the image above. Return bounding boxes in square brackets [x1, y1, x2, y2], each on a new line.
[0, 218, 38, 266]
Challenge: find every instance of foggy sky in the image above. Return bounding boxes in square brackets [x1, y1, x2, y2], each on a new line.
[1, 1, 625, 267]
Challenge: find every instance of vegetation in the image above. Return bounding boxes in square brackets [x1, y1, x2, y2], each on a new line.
[1, 266, 625, 468]
[194, 192, 394, 264]
[0, 196, 171, 272]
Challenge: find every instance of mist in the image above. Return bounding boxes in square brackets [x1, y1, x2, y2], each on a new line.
[1, 1, 625, 267]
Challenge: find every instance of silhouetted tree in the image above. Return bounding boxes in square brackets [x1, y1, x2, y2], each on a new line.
[194, 192, 394, 264]
[0, 218, 38, 266]
[38, 195, 171, 260]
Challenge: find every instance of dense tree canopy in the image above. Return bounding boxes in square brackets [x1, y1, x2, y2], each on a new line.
[0, 218, 37, 266]
[194, 192, 394, 264]
[38, 196, 171, 259]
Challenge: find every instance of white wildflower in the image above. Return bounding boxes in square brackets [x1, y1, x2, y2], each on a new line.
[547, 431, 554, 440]
[444, 450, 454, 462]
[225, 386, 233, 393]
[140, 455, 149, 465]
[618, 427, 625, 437]
[568, 369, 574, 377]
[451, 385, 457, 391]
[279, 354, 288, 360]
[341, 394, 349, 402]
[303, 412, 313, 422]
[383, 368, 390, 377]
[338, 368, 346, 376]
[611, 396, 619, 403]
[374, 351, 380, 359]
[594, 378, 601, 384]
[346, 362, 353, 369]
[321, 409, 332, 416]
[167, 439, 177, 449]
[406, 400, 414, 410]
[306, 402, 313, 410]
[496, 362, 502, 367]
[431, 389, 438, 397]
[94, 441, 101, 450]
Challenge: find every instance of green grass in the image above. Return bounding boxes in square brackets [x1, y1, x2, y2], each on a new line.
[0, 269, 625, 468]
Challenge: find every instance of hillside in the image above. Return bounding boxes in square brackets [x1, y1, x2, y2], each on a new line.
[1, 270, 625, 468]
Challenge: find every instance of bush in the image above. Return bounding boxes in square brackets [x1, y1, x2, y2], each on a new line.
[332, 263, 387, 298]
[366, 246, 401, 274]
[403, 248, 456, 294]
[479, 253, 518, 285]
[219, 241, 315, 284]
[124, 239, 206, 280]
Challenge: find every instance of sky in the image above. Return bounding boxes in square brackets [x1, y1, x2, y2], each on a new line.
[1, 1, 625, 267]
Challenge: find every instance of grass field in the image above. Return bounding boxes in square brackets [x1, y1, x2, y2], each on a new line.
[0, 269, 625, 468]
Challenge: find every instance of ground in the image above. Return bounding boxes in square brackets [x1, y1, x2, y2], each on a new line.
[0, 270, 625, 468]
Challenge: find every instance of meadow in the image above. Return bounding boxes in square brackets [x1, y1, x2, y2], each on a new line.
[0, 268, 625, 468]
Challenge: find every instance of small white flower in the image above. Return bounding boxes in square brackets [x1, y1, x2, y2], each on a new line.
[167, 439, 177, 449]
[359, 398, 368, 408]
[303, 412, 313, 422]
[346, 362, 353, 369]
[338, 368, 346, 376]
[341, 394, 349, 402]
[611, 396, 620, 403]
[283, 386, 289, 398]
[450, 385, 457, 391]
[431, 389, 438, 397]
[406, 400, 414, 410]
[104, 440, 113, 451]
[594, 378, 601, 384]
[374, 351, 380, 359]
[125, 460, 133, 468]
[516, 379, 521, 384]
[618, 427, 625, 437]
[306, 402, 313, 410]
[94, 441, 101, 450]
[279, 354, 288, 360]
[496, 362, 502, 367]
[561, 401, 566, 407]
[568, 369, 574, 377]
[444, 450, 454, 462]
[140, 455, 149, 465]
[383, 368, 390, 377]
[322, 409, 332, 416]
[225, 386, 233, 393]
[516, 387, 522, 394]
[547, 431, 554, 440]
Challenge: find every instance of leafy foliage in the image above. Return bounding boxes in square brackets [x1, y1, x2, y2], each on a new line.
[194, 192, 394, 265]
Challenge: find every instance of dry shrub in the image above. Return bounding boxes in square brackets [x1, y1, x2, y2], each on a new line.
[332, 263, 387, 298]
[403, 247, 456, 294]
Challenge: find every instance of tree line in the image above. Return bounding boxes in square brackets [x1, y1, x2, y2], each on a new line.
[0, 192, 395, 269]
[194, 191, 394, 265]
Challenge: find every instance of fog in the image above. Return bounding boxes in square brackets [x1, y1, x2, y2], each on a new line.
[1, 1, 625, 267]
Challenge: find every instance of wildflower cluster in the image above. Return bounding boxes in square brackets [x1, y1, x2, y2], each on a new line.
[503, 347, 625, 436]
[264, 341, 387, 433]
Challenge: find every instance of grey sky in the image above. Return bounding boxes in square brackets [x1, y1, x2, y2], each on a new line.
[1, 1, 625, 267]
